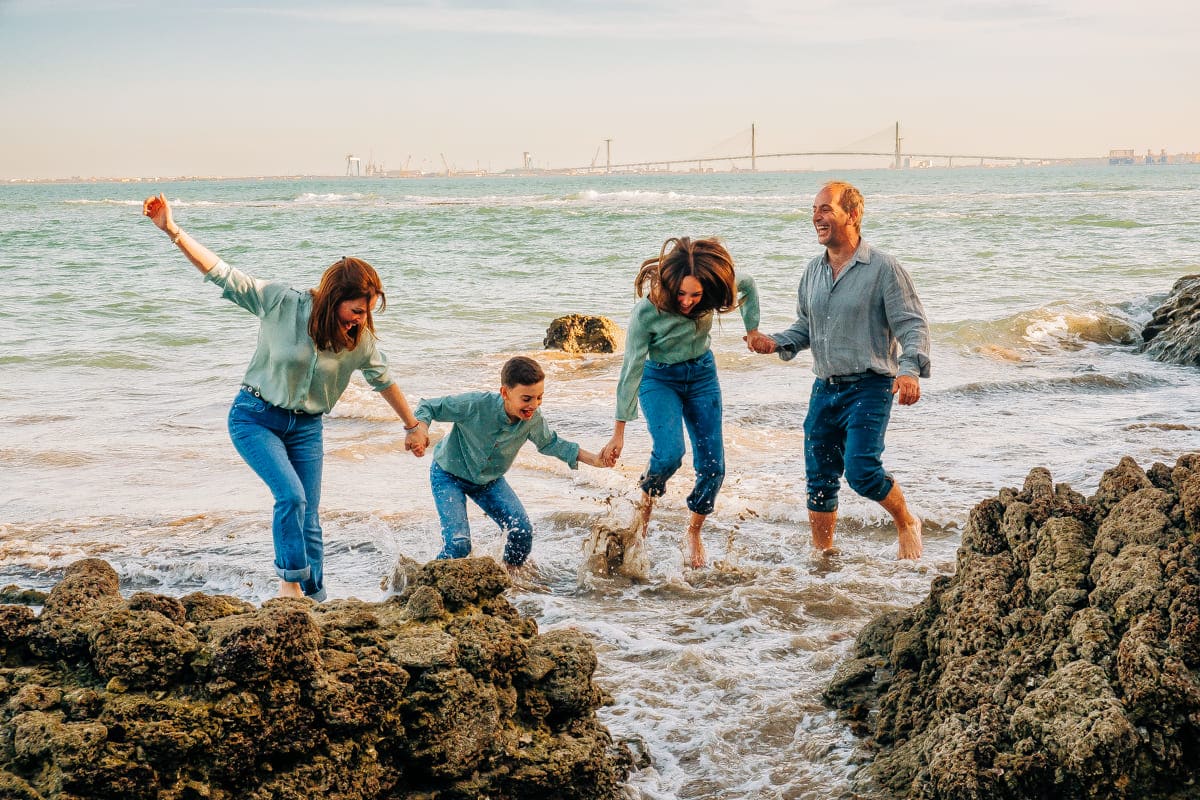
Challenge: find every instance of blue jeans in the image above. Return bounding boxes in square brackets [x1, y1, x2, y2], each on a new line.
[803, 373, 895, 513]
[430, 461, 534, 566]
[637, 350, 725, 516]
[227, 388, 327, 601]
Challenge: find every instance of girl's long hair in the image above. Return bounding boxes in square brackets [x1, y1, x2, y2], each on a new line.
[635, 237, 739, 318]
[308, 257, 386, 352]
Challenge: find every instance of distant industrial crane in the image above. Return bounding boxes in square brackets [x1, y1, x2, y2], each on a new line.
[590, 145, 601, 170]
[345, 154, 361, 176]
[440, 153, 451, 177]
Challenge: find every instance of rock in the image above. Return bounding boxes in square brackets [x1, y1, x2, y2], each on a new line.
[543, 314, 623, 354]
[827, 453, 1200, 799]
[0, 586, 48, 606]
[0, 556, 630, 799]
[1141, 274, 1200, 366]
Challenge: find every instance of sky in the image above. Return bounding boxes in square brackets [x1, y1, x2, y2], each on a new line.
[1, 0, 1197, 179]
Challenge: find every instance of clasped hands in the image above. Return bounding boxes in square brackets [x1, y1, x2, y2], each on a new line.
[744, 330, 777, 354]
[404, 422, 430, 457]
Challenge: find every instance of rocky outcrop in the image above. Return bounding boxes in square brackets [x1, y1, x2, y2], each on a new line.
[1141, 275, 1200, 366]
[543, 315, 623, 354]
[826, 453, 1200, 800]
[0, 557, 632, 800]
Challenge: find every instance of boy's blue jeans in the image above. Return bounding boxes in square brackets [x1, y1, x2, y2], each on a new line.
[227, 388, 327, 601]
[803, 373, 895, 513]
[637, 350, 725, 516]
[430, 461, 534, 566]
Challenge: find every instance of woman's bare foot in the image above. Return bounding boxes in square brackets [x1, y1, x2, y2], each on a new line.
[897, 517, 923, 560]
[277, 580, 303, 598]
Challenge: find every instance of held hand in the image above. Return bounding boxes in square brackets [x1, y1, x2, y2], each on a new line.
[404, 423, 430, 457]
[744, 330, 778, 354]
[893, 375, 921, 406]
[599, 434, 623, 467]
[579, 449, 611, 469]
[142, 193, 174, 233]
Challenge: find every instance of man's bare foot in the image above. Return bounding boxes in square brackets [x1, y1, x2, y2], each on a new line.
[898, 516, 923, 560]
[277, 580, 303, 598]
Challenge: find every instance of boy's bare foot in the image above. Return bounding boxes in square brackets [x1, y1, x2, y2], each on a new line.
[898, 517, 923, 560]
[277, 580, 303, 598]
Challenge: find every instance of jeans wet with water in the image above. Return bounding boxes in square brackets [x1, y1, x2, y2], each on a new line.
[803, 373, 895, 513]
[637, 350, 725, 516]
[430, 461, 534, 566]
[227, 390, 327, 601]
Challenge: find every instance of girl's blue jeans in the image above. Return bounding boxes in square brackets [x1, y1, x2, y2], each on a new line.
[803, 373, 895, 513]
[227, 388, 327, 601]
[637, 350, 725, 516]
[430, 461, 534, 566]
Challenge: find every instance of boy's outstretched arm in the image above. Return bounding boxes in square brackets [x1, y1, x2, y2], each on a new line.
[577, 448, 611, 468]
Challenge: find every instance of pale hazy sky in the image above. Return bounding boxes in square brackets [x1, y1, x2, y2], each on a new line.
[1, 0, 1196, 179]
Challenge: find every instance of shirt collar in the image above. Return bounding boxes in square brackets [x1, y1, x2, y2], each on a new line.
[492, 391, 525, 427]
[821, 239, 872, 273]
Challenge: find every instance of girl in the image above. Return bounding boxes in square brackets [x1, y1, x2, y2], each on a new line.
[601, 237, 759, 568]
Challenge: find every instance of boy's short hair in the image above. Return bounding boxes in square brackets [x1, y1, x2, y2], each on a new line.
[501, 356, 545, 388]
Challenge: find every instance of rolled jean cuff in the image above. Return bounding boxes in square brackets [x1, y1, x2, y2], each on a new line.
[638, 473, 669, 498]
[806, 497, 839, 513]
[306, 587, 327, 602]
[274, 563, 312, 582]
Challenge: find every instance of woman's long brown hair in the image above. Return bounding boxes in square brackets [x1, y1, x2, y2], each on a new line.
[308, 257, 386, 352]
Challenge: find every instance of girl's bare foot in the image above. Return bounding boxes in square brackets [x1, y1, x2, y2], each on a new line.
[685, 512, 707, 569]
[631, 493, 655, 539]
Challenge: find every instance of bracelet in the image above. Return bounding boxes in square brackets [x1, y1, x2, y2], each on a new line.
[170, 229, 185, 245]
[404, 421, 422, 432]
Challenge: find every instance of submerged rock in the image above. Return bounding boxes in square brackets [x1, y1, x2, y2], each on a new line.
[543, 315, 623, 354]
[825, 453, 1200, 800]
[0, 557, 632, 799]
[1141, 274, 1200, 366]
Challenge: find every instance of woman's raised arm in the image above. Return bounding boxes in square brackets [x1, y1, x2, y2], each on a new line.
[142, 193, 220, 276]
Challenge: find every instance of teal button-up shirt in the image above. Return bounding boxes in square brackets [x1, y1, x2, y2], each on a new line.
[614, 276, 760, 422]
[415, 391, 580, 485]
[769, 241, 931, 379]
[206, 260, 394, 414]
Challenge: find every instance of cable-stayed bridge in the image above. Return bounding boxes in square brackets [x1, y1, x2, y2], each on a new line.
[564, 123, 1071, 173]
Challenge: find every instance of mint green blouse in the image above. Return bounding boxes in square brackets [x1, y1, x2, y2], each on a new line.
[206, 260, 394, 414]
[415, 391, 580, 485]
[614, 276, 760, 422]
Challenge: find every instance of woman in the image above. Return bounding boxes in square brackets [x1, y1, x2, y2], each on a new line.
[601, 237, 760, 569]
[142, 193, 428, 600]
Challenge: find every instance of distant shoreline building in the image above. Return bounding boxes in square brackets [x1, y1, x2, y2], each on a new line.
[1109, 147, 1200, 166]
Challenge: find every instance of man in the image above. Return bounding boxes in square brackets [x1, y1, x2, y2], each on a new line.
[746, 181, 929, 559]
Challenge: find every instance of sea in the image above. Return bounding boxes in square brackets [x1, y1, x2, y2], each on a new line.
[2, 166, 1199, 799]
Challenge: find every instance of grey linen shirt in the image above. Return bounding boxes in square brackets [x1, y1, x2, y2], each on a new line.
[769, 240, 931, 379]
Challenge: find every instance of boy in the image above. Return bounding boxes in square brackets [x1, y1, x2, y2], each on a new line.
[409, 356, 609, 571]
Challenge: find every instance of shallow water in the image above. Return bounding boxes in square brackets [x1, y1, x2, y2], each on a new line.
[3, 167, 1200, 798]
